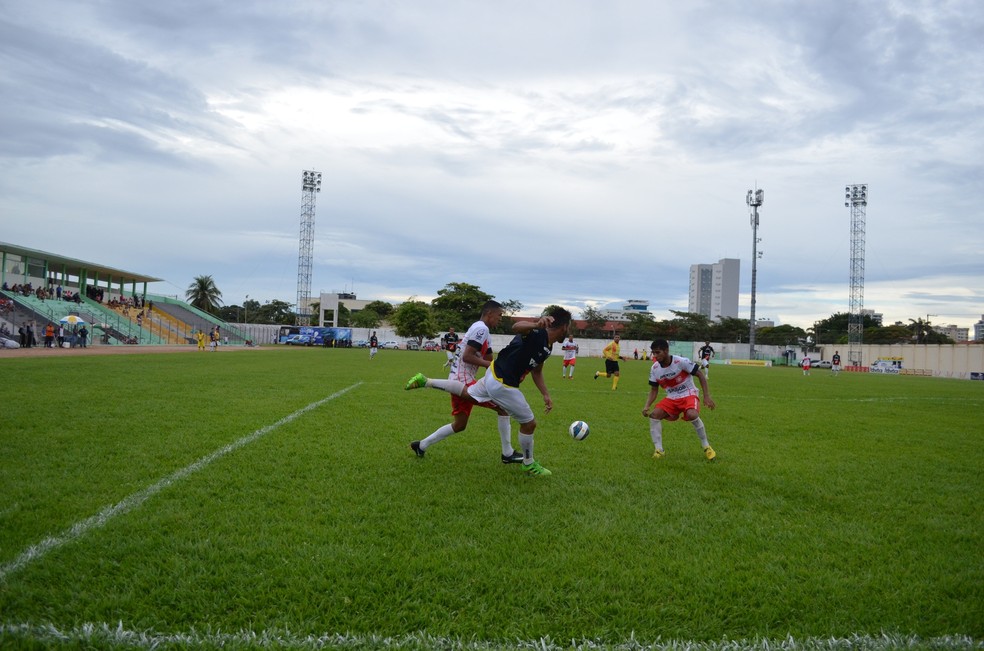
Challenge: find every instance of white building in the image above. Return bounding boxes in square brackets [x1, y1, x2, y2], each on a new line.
[688, 258, 740, 322]
[935, 323, 969, 343]
[599, 299, 652, 322]
[975, 315, 984, 342]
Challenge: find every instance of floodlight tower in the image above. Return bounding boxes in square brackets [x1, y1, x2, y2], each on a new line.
[844, 183, 868, 367]
[296, 170, 322, 325]
[746, 188, 764, 359]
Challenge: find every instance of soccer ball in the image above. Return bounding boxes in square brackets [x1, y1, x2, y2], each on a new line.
[569, 420, 590, 441]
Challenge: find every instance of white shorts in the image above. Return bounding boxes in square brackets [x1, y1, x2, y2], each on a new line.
[467, 372, 534, 424]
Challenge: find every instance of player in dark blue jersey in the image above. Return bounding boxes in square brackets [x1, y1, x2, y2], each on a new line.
[405, 306, 572, 477]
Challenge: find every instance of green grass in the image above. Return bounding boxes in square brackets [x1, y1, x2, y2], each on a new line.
[0, 347, 981, 649]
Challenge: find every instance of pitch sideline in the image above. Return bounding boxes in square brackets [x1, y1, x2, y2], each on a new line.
[0, 383, 362, 582]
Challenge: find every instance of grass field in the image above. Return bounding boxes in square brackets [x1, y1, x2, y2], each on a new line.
[0, 346, 981, 650]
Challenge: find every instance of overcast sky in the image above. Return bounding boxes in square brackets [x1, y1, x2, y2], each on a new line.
[2, 0, 982, 330]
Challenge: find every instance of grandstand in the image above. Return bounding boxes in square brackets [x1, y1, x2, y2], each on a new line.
[0, 241, 245, 346]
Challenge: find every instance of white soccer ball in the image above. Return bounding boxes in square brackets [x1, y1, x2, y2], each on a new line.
[569, 420, 590, 441]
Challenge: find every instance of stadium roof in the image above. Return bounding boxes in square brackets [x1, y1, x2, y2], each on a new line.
[0, 241, 162, 284]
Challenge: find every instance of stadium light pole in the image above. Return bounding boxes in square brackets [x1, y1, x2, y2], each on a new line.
[245, 295, 249, 324]
[746, 188, 764, 360]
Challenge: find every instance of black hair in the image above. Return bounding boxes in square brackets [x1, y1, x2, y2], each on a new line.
[545, 306, 572, 328]
[651, 338, 669, 351]
[481, 300, 503, 315]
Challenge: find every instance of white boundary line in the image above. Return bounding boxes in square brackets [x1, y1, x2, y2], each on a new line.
[0, 383, 361, 582]
[0, 623, 980, 650]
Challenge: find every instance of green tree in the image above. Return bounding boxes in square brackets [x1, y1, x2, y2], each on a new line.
[363, 300, 394, 320]
[351, 309, 381, 328]
[185, 275, 223, 314]
[430, 282, 495, 331]
[580, 306, 607, 338]
[623, 312, 656, 340]
[756, 324, 807, 346]
[665, 310, 712, 341]
[709, 317, 749, 343]
[391, 299, 438, 345]
[255, 300, 295, 325]
[865, 324, 913, 344]
[492, 299, 524, 334]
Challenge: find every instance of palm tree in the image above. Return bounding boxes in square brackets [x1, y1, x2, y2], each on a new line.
[185, 275, 223, 314]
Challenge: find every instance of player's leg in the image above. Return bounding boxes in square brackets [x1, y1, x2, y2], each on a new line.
[683, 400, 715, 460]
[649, 410, 666, 458]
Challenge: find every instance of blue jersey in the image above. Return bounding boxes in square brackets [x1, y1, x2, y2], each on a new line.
[491, 329, 552, 387]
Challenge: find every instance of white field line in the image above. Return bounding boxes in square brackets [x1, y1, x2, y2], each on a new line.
[0, 383, 361, 583]
[0, 623, 980, 651]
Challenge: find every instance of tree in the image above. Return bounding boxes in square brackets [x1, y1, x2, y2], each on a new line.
[756, 324, 807, 346]
[580, 306, 607, 338]
[665, 310, 712, 341]
[350, 309, 381, 328]
[492, 299, 524, 334]
[185, 275, 223, 314]
[391, 299, 438, 345]
[623, 312, 656, 340]
[709, 317, 749, 343]
[430, 282, 495, 331]
[255, 300, 295, 325]
[363, 300, 394, 320]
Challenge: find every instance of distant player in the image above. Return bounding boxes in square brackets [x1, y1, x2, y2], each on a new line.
[369, 331, 379, 360]
[594, 334, 623, 390]
[697, 341, 715, 378]
[802, 356, 811, 376]
[832, 351, 842, 376]
[442, 327, 460, 369]
[643, 339, 717, 461]
[195, 329, 206, 351]
[561, 335, 578, 379]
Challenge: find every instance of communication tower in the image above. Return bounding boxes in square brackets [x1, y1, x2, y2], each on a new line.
[745, 188, 764, 359]
[296, 170, 322, 325]
[844, 184, 868, 367]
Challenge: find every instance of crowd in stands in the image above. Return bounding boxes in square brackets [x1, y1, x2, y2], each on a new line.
[3, 282, 83, 304]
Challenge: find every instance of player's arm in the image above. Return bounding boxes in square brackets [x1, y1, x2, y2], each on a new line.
[512, 315, 553, 334]
[461, 341, 490, 368]
[531, 365, 552, 413]
[642, 383, 660, 417]
[692, 366, 716, 410]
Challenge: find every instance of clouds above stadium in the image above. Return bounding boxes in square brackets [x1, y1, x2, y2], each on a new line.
[1, 0, 982, 329]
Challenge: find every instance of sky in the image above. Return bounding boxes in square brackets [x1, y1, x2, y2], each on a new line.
[2, 0, 982, 331]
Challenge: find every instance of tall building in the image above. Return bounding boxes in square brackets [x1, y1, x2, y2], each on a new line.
[688, 258, 740, 322]
[975, 315, 984, 342]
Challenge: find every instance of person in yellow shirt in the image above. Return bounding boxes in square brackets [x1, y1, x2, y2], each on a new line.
[594, 334, 624, 390]
[195, 330, 206, 351]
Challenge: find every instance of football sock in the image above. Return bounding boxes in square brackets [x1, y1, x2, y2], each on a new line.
[427, 378, 466, 395]
[649, 419, 663, 451]
[420, 423, 455, 450]
[519, 433, 534, 464]
[498, 415, 513, 455]
[612, 376, 619, 390]
[598, 372, 608, 378]
[692, 417, 709, 447]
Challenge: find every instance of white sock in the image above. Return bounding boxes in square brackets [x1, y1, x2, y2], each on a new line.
[649, 419, 663, 451]
[519, 433, 534, 464]
[420, 423, 455, 450]
[498, 415, 513, 455]
[692, 417, 709, 447]
[427, 378, 465, 395]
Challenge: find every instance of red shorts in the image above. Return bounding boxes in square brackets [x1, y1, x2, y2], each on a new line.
[563, 358, 576, 367]
[655, 395, 700, 419]
[451, 382, 499, 416]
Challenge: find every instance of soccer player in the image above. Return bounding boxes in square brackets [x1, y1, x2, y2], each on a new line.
[831, 350, 842, 376]
[802, 355, 811, 376]
[405, 306, 572, 477]
[408, 301, 520, 463]
[561, 335, 578, 379]
[594, 333, 623, 390]
[643, 339, 717, 461]
[195, 329, 206, 351]
[369, 331, 379, 360]
[697, 341, 715, 378]
[442, 327, 460, 369]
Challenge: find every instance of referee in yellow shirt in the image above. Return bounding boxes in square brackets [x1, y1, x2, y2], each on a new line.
[594, 334, 623, 390]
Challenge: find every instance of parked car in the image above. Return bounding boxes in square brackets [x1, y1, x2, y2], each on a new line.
[354, 339, 369, 348]
[423, 340, 440, 351]
[285, 334, 312, 346]
[406, 340, 420, 351]
[381, 341, 400, 349]
[812, 360, 833, 369]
